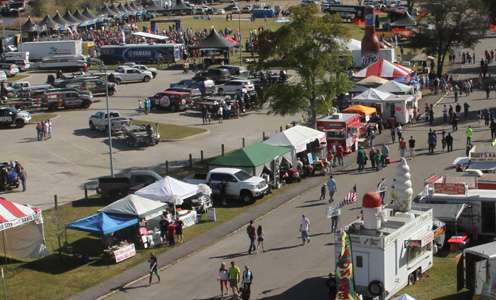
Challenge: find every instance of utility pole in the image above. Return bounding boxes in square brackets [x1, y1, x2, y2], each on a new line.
[103, 62, 114, 177]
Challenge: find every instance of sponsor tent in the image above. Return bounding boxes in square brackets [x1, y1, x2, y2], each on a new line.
[354, 59, 412, 79]
[198, 29, 234, 49]
[99, 194, 166, 220]
[67, 212, 138, 235]
[135, 176, 199, 206]
[21, 17, 39, 33]
[0, 197, 47, 259]
[264, 125, 326, 154]
[209, 143, 293, 176]
[352, 88, 393, 103]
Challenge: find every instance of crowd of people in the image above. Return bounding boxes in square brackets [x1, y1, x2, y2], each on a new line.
[35, 120, 53, 141]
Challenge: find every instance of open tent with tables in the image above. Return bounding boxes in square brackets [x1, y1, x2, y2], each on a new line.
[67, 212, 138, 236]
[209, 142, 294, 176]
[264, 125, 326, 154]
[37, 15, 60, 31]
[354, 59, 413, 79]
[99, 194, 167, 220]
[197, 29, 234, 65]
[0, 197, 47, 259]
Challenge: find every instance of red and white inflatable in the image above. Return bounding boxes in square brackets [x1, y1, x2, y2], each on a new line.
[354, 59, 412, 79]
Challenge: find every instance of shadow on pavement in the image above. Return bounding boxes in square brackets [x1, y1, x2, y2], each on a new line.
[117, 283, 150, 292]
[264, 244, 301, 253]
[295, 202, 326, 208]
[257, 276, 327, 300]
[209, 251, 250, 260]
[73, 128, 104, 139]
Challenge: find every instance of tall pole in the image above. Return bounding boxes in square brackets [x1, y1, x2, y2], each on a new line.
[238, 6, 242, 65]
[104, 63, 114, 177]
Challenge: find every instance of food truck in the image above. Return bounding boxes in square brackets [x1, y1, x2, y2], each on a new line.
[336, 159, 434, 299]
[316, 113, 361, 153]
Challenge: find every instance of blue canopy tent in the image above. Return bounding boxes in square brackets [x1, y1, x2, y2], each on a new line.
[67, 212, 138, 235]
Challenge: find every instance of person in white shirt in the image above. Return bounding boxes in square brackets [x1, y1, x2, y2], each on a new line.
[299, 215, 310, 245]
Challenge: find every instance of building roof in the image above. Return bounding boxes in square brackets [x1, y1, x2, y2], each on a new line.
[465, 241, 496, 259]
[413, 203, 466, 222]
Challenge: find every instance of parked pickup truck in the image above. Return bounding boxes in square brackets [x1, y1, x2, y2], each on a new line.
[185, 168, 269, 203]
[6, 81, 51, 97]
[89, 111, 130, 134]
[108, 66, 153, 84]
[97, 170, 162, 199]
[0, 107, 31, 128]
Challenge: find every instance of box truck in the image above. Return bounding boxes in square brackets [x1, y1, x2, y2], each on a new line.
[19, 40, 83, 61]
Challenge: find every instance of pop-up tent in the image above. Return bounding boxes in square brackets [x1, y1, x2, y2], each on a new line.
[0, 197, 47, 259]
[67, 212, 138, 235]
[356, 75, 389, 87]
[376, 80, 414, 95]
[209, 143, 293, 176]
[354, 59, 412, 79]
[135, 176, 199, 206]
[352, 88, 393, 103]
[198, 29, 234, 49]
[99, 194, 166, 220]
[264, 125, 326, 154]
[343, 105, 377, 116]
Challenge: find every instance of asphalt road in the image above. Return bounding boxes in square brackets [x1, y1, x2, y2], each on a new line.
[2, 70, 298, 208]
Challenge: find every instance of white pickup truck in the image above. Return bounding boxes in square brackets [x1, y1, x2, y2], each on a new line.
[185, 168, 269, 203]
[108, 66, 153, 84]
[89, 111, 130, 134]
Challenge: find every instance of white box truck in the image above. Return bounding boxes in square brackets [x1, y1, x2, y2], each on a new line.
[19, 40, 83, 61]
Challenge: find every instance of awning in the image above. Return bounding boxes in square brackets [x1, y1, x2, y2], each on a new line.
[67, 212, 138, 235]
[131, 31, 169, 41]
[135, 176, 199, 205]
[342, 105, 377, 116]
[263, 125, 326, 153]
[0, 197, 42, 232]
[413, 203, 466, 223]
[99, 194, 167, 220]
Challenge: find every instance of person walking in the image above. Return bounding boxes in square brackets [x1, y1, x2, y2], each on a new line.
[201, 105, 208, 125]
[148, 253, 160, 286]
[48, 120, 53, 139]
[246, 220, 256, 254]
[452, 115, 458, 131]
[369, 147, 376, 169]
[228, 261, 241, 297]
[218, 105, 223, 123]
[357, 146, 367, 171]
[299, 215, 310, 245]
[446, 133, 454, 152]
[167, 221, 176, 246]
[330, 208, 340, 233]
[336, 145, 344, 166]
[377, 178, 386, 203]
[464, 102, 470, 119]
[256, 225, 264, 253]
[399, 137, 407, 158]
[390, 127, 396, 144]
[466, 125, 473, 145]
[17, 163, 26, 192]
[218, 262, 229, 297]
[175, 217, 184, 243]
[408, 136, 416, 158]
[320, 184, 326, 201]
[241, 266, 253, 300]
[36, 122, 42, 141]
[441, 130, 447, 151]
[428, 130, 437, 154]
[327, 175, 337, 203]
[491, 120, 496, 140]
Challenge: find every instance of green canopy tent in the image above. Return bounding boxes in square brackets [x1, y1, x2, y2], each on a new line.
[209, 143, 293, 176]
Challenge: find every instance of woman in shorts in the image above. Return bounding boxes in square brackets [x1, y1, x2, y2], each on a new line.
[257, 225, 265, 253]
[218, 262, 229, 297]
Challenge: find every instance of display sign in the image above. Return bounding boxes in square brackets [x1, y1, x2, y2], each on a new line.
[471, 152, 496, 161]
[114, 243, 136, 263]
[434, 183, 466, 195]
[350, 235, 383, 248]
[207, 207, 216, 222]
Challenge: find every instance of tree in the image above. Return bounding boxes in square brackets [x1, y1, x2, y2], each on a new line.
[255, 5, 352, 128]
[409, 0, 487, 76]
[483, 0, 496, 23]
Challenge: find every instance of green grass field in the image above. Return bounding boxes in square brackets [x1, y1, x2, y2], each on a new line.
[30, 113, 58, 123]
[130, 120, 207, 140]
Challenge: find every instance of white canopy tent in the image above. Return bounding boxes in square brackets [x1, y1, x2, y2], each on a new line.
[131, 31, 169, 41]
[352, 88, 416, 124]
[376, 80, 414, 95]
[0, 197, 47, 259]
[135, 176, 199, 206]
[99, 194, 167, 220]
[264, 125, 326, 154]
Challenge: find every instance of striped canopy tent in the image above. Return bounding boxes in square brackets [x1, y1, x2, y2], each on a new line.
[354, 59, 412, 79]
[0, 197, 47, 259]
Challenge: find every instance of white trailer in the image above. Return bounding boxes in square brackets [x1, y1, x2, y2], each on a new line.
[337, 207, 434, 299]
[19, 40, 83, 61]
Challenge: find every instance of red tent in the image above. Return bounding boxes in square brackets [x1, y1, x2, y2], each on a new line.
[354, 59, 412, 79]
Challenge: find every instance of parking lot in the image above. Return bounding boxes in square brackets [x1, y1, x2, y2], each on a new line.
[2, 69, 298, 208]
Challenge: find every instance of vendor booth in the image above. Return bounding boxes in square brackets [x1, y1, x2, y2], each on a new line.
[0, 197, 47, 259]
[135, 176, 203, 228]
[356, 75, 389, 87]
[316, 113, 361, 153]
[352, 88, 416, 124]
[208, 143, 294, 177]
[99, 194, 167, 221]
[377, 80, 414, 95]
[342, 104, 377, 122]
[263, 125, 326, 154]
[67, 212, 138, 263]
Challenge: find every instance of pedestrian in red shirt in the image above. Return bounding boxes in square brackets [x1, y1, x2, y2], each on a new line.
[167, 222, 176, 246]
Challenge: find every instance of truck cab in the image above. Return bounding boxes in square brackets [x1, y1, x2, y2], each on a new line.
[42, 89, 93, 111]
[89, 111, 130, 134]
[109, 66, 153, 84]
[0, 107, 31, 128]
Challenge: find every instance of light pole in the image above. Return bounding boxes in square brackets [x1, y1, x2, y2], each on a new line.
[238, 3, 242, 65]
[102, 62, 114, 177]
